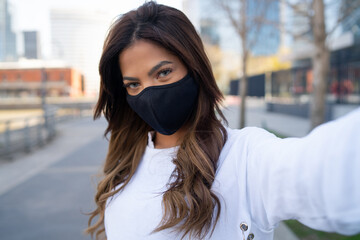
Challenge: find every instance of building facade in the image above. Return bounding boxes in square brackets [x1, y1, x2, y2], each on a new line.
[23, 31, 40, 59]
[50, 9, 110, 96]
[0, 0, 17, 61]
[0, 61, 84, 97]
[275, 0, 360, 105]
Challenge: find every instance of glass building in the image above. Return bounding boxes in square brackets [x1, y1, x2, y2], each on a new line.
[0, 0, 17, 62]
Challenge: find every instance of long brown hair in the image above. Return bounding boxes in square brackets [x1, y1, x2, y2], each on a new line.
[85, 2, 228, 239]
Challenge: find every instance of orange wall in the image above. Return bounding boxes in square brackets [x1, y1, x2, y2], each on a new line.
[0, 68, 84, 97]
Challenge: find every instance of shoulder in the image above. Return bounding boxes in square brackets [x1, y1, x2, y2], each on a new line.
[217, 126, 277, 172]
[224, 126, 277, 149]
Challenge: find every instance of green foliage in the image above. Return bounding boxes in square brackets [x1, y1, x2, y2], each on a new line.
[264, 128, 287, 138]
[284, 220, 360, 240]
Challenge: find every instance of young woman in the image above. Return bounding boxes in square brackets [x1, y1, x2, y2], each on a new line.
[86, 2, 360, 240]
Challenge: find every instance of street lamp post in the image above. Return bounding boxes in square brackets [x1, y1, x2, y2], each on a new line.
[41, 68, 48, 129]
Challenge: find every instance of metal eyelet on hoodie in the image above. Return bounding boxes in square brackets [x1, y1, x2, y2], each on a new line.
[240, 222, 248, 240]
[240, 222, 248, 232]
[240, 222, 255, 240]
[247, 233, 255, 240]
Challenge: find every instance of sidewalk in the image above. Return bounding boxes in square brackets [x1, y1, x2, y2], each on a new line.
[0, 117, 107, 196]
[0, 117, 108, 240]
[223, 97, 310, 137]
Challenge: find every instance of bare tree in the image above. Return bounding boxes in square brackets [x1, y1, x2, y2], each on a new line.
[281, 0, 360, 129]
[218, 0, 360, 129]
[311, 0, 328, 129]
[215, 0, 278, 129]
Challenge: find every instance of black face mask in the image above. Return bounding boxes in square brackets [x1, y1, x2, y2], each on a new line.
[126, 74, 199, 135]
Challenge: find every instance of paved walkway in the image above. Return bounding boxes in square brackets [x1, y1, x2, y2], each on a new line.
[223, 97, 310, 137]
[0, 117, 108, 240]
[0, 117, 107, 196]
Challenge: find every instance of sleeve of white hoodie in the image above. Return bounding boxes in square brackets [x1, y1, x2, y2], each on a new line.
[245, 107, 360, 235]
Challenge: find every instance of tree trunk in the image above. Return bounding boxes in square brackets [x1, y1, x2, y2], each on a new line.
[311, 0, 329, 129]
[239, 0, 248, 129]
[240, 56, 248, 129]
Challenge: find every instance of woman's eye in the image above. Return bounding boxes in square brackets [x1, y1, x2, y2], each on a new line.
[124, 82, 139, 89]
[158, 69, 172, 78]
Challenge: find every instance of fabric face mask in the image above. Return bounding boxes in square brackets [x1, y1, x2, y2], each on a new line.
[126, 73, 199, 135]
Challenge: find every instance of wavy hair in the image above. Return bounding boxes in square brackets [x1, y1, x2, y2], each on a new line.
[85, 2, 228, 239]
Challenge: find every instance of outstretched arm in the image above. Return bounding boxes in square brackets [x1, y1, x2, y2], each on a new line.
[246, 107, 360, 235]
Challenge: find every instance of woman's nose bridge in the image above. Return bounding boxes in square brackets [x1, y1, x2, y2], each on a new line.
[141, 77, 157, 89]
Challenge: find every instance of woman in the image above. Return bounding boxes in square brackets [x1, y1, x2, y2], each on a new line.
[86, 2, 360, 240]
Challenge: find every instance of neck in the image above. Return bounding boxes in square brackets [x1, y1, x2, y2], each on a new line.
[154, 127, 187, 149]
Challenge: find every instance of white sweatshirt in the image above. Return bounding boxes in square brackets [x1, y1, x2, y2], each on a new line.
[104, 107, 360, 240]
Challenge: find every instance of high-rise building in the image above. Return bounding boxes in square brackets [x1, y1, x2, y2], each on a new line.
[287, 0, 358, 65]
[247, 0, 280, 56]
[23, 31, 40, 59]
[340, 1, 360, 43]
[183, 0, 280, 56]
[200, 18, 220, 46]
[0, 0, 17, 61]
[50, 9, 110, 96]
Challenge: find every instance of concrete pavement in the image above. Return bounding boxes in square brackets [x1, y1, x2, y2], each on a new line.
[0, 117, 108, 240]
[223, 97, 310, 137]
[0, 117, 107, 196]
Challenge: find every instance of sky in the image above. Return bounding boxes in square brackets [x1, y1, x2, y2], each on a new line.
[8, 0, 183, 58]
[9, 0, 183, 29]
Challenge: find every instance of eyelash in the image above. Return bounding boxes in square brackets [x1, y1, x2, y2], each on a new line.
[157, 68, 172, 78]
[123, 82, 139, 89]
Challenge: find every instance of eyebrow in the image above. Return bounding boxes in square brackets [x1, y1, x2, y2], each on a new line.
[122, 76, 139, 81]
[148, 60, 173, 76]
[122, 60, 173, 81]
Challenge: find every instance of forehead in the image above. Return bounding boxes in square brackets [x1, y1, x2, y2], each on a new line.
[119, 40, 178, 75]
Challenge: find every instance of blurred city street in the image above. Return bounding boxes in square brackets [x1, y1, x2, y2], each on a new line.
[0, 98, 309, 240]
[0, 117, 108, 240]
[1, 0, 360, 239]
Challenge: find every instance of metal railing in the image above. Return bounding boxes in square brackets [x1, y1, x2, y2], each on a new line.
[0, 107, 91, 160]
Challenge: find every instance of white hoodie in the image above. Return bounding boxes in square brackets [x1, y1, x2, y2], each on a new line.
[104, 107, 360, 240]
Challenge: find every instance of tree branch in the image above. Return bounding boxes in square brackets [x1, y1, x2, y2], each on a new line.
[214, 0, 243, 37]
[282, 0, 313, 19]
[247, 0, 276, 49]
[326, 0, 360, 37]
